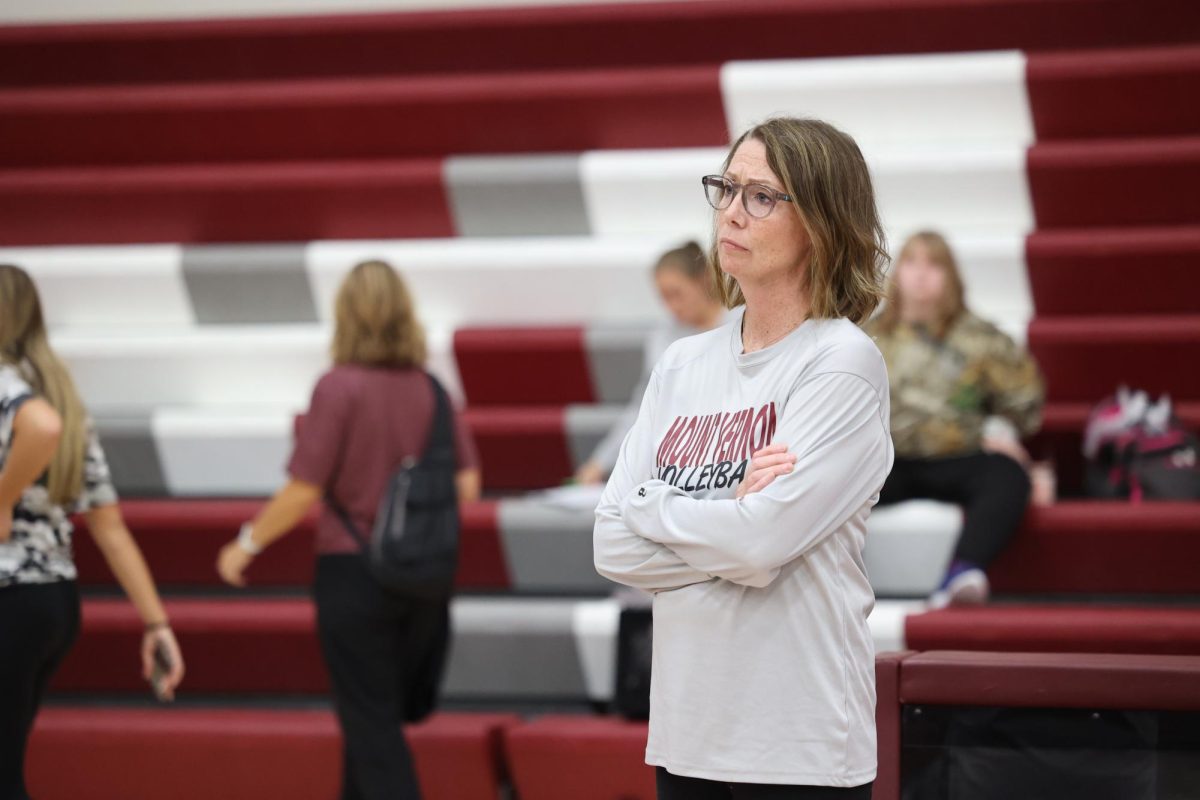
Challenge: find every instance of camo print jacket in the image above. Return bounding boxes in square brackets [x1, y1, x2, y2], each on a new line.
[865, 312, 1044, 459]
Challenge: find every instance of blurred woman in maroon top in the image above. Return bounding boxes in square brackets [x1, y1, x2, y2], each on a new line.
[218, 260, 481, 800]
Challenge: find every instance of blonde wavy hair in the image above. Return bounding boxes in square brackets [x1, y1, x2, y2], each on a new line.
[332, 260, 426, 368]
[0, 265, 88, 505]
[710, 117, 889, 325]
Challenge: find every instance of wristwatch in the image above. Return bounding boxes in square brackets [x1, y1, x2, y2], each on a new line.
[237, 522, 263, 556]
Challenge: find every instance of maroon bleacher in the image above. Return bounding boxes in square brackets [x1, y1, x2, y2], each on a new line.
[454, 327, 597, 407]
[505, 715, 655, 800]
[1026, 226, 1200, 316]
[28, 708, 517, 800]
[462, 408, 575, 491]
[1027, 44, 1200, 140]
[71, 499, 510, 590]
[0, 66, 725, 168]
[988, 501, 1200, 595]
[0, 158, 454, 246]
[52, 597, 328, 694]
[905, 606, 1200, 656]
[1028, 136, 1200, 229]
[1, 0, 1193, 88]
[1027, 315, 1200, 404]
[900, 649, 1200, 710]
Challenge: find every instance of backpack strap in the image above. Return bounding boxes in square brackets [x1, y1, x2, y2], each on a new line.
[326, 491, 368, 550]
[420, 373, 456, 465]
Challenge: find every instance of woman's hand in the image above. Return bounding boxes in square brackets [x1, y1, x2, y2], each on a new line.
[141, 625, 184, 701]
[0, 503, 12, 543]
[736, 443, 796, 500]
[216, 541, 254, 587]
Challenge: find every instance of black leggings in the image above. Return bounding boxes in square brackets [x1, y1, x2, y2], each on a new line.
[656, 768, 872, 799]
[877, 451, 1031, 568]
[313, 555, 451, 800]
[0, 581, 80, 800]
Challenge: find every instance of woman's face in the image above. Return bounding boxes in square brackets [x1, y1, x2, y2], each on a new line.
[716, 138, 811, 292]
[655, 267, 713, 328]
[894, 241, 949, 312]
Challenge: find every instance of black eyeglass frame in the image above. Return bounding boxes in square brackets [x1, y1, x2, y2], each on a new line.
[701, 174, 793, 218]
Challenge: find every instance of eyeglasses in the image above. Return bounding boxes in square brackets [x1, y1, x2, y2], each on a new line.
[701, 175, 792, 219]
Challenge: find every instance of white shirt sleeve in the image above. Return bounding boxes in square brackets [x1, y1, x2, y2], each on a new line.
[619, 371, 892, 589]
[593, 368, 715, 593]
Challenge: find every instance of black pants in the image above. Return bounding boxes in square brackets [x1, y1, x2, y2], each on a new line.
[657, 768, 873, 799]
[877, 452, 1031, 568]
[0, 581, 80, 800]
[313, 555, 450, 800]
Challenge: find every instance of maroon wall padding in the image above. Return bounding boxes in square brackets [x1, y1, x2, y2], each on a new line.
[874, 651, 916, 800]
[1026, 226, 1200, 316]
[504, 715, 655, 800]
[71, 499, 511, 591]
[905, 606, 1200, 656]
[28, 708, 518, 800]
[1027, 315, 1200, 403]
[0, 66, 726, 168]
[454, 327, 595, 406]
[463, 408, 575, 491]
[900, 650, 1200, 710]
[0, 159, 453, 246]
[988, 501, 1200, 594]
[1028, 44, 1200, 140]
[1028, 137, 1200, 228]
[52, 598, 328, 694]
[1, 0, 1196, 87]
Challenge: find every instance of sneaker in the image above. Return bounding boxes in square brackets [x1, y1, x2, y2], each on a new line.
[928, 563, 990, 610]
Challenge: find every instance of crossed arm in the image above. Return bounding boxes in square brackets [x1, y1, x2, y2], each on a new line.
[594, 371, 891, 591]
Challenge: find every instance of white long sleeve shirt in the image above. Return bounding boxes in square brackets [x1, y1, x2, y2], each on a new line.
[594, 315, 893, 787]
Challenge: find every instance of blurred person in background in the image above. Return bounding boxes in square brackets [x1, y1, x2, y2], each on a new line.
[0, 264, 184, 800]
[217, 260, 480, 800]
[575, 241, 732, 485]
[866, 231, 1045, 608]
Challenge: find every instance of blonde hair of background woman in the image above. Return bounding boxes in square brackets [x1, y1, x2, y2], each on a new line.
[0, 264, 88, 505]
[708, 117, 889, 325]
[873, 230, 967, 338]
[656, 240, 721, 300]
[332, 260, 427, 368]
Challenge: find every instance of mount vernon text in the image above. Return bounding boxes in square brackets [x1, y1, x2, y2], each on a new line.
[654, 402, 778, 492]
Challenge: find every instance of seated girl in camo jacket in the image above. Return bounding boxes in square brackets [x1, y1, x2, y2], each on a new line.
[866, 231, 1045, 608]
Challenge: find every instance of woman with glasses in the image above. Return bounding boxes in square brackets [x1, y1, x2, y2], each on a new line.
[594, 118, 892, 799]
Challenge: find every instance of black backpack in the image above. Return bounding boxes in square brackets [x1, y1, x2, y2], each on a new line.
[328, 373, 460, 598]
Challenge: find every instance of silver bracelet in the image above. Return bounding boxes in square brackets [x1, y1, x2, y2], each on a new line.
[237, 522, 263, 555]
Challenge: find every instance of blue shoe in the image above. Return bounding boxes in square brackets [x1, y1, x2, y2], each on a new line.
[928, 560, 989, 609]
